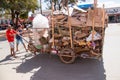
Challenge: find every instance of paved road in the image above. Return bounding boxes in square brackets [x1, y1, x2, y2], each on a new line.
[103, 23, 120, 80]
[0, 23, 120, 80]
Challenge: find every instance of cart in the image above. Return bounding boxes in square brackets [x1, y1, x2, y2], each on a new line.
[27, 1, 108, 64]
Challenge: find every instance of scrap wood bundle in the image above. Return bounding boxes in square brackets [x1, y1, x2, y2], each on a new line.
[49, 5, 107, 57]
[86, 8, 108, 27]
[51, 8, 108, 28]
[52, 10, 87, 27]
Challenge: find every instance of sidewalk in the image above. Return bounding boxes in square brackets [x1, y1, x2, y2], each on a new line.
[103, 23, 120, 80]
[0, 36, 33, 80]
[0, 30, 6, 38]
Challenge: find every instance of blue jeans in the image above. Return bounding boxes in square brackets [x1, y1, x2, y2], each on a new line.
[16, 38, 24, 45]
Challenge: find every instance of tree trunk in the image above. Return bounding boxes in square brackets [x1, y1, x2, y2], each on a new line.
[11, 9, 15, 28]
[15, 11, 20, 29]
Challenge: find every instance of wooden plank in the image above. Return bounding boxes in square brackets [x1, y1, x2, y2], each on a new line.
[52, 2, 55, 46]
[92, 0, 97, 41]
[67, 6, 73, 48]
[101, 4, 105, 50]
[102, 4, 105, 29]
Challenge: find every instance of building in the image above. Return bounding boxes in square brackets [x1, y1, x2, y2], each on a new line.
[106, 7, 120, 23]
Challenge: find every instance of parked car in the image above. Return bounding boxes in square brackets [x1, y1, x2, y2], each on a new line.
[0, 19, 10, 30]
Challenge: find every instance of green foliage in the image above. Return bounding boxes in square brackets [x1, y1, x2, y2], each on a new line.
[20, 11, 28, 19]
[0, 0, 38, 19]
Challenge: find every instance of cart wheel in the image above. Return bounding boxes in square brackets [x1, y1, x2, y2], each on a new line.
[59, 48, 76, 64]
[28, 44, 36, 55]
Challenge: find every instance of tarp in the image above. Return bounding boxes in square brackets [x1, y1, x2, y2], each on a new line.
[77, 4, 93, 9]
[86, 31, 101, 41]
[73, 5, 87, 12]
[53, 5, 86, 16]
[32, 14, 49, 45]
[32, 14, 49, 28]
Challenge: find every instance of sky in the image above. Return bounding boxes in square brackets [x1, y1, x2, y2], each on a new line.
[38, 0, 120, 10]
[87, 0, 120, 8]
[28, 0, 120, 17]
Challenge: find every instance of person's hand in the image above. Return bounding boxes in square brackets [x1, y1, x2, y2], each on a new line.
[16, 32, 20, 35]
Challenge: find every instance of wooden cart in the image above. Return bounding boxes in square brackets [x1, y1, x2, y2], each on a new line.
[27, 1, 108, 64]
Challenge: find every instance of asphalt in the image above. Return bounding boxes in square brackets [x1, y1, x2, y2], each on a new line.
[0, 23, 120, 80]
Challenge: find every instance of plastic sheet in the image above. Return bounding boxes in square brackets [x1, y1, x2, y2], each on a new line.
[33, 14, 49, 28]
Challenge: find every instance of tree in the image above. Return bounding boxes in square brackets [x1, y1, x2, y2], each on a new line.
[44, 0, 78, 10]
[0, 0, 38, 28]
[44, 0, 58, 10]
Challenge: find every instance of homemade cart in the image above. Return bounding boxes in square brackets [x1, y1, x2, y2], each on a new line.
[27, 1, 108, 64]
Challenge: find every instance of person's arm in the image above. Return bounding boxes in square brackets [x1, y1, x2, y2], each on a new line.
[13, 29, 19, 35]
[13, 29, 17, 34]
[19, 28, 25, 35]
[6, 31, 9, 39]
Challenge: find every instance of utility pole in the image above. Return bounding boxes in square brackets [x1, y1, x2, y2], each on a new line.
[40, 0, 42, 14]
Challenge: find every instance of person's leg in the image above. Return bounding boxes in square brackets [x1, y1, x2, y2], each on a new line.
[10, 42, 16, 58]
[12, 48, 16, 58]
[23, 43, 28, 52]
[10, 48, 13, 56]
[16, 39, 19, 51]
[16, 43, 18, 51]
[9, 42, 13, 56]
[21, 38, 28, 52]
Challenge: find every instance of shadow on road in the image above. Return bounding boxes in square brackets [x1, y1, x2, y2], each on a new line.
[0, 55, 12, 63]
[16, 54, 106, 80]
[0, 55, 18, 65]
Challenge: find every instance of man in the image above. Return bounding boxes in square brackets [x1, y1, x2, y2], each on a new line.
[6, 25, 16, 58]
[16, 25, 27, 52]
